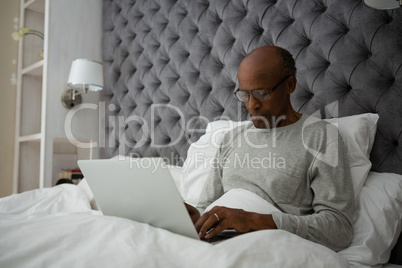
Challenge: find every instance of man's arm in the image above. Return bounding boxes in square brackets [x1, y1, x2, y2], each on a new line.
[271, 138, 354, 251]
[192, 138, 354, 251]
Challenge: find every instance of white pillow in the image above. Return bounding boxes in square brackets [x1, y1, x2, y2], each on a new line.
[180, 120, 249, 206]
[180, 113, 379, 205]
[167, 164, 183, 190]
[338, 172, 402, 266]
[324, 113, 379, 200]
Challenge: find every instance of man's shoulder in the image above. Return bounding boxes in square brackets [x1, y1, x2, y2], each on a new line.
[300, 115, 341, 144]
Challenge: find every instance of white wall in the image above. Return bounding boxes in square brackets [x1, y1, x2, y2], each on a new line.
[0, 0, 19, 198]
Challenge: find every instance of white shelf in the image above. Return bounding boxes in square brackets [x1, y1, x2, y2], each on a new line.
[21, 60, 43, 76]
[18, 133, 42, 143]
[24, 0, 45, 14]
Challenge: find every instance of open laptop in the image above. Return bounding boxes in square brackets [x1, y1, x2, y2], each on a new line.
[77, 157, 200, 240]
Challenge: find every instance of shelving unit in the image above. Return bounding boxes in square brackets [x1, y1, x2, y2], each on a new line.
[13, 0, 45, 193]
[13, 0, 102, 193]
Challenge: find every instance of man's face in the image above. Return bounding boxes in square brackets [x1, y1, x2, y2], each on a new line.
[237, 60, 290, 129]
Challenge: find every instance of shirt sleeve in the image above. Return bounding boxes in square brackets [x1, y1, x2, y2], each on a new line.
[271, 138, 355, 252]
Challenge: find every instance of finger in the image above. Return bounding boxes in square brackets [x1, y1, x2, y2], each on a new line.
[195, 206, 222, 231]
[204, 222, 228, 239]
[198, 214, 221, 238]
[195, 212, 210, 232]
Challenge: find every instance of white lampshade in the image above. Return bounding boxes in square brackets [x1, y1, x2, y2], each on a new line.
[67, 59, 103, 91]
[364, 0, 401, 9]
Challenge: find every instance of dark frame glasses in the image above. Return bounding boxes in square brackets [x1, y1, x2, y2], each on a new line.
[234, 75, 293, 103]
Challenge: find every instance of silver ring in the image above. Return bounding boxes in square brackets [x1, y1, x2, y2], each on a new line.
[214, 213, 220, 222]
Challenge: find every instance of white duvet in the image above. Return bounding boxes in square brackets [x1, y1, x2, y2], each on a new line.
[0, 184, 349, 268]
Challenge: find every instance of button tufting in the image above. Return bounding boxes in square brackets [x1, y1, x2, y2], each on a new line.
[102, 0, 402, 174]
[108, 103, 116, 112]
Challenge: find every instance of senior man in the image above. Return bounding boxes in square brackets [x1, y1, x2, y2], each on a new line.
[185, 45, 354, 251]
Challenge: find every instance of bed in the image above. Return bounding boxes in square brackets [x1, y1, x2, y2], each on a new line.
[1, 0, 401, 267]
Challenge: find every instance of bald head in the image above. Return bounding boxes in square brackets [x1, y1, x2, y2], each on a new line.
[238, 46, 296, 88]
[237, 46, 300, 128]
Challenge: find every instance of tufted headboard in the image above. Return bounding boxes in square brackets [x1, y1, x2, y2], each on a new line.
[101, 0, 401, 262]
[101, 0, 401, 171]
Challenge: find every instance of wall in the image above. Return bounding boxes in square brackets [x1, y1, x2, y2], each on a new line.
[0, 0, 19, 197]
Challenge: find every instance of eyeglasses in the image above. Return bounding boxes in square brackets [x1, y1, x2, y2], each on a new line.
[234, 75, 292, 103]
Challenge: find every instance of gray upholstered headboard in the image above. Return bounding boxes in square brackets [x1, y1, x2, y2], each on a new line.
[101, 0, 401, 262]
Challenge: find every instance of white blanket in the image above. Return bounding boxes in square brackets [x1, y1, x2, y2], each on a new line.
[0, 185, 348, 267]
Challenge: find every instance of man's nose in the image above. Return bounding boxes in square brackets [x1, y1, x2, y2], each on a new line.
[247, 93, 261, 110]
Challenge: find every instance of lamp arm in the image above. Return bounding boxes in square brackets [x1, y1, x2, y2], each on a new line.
[71, 85, 89, 100]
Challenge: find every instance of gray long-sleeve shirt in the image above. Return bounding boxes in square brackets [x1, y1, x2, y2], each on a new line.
[196, 115, 354, 251]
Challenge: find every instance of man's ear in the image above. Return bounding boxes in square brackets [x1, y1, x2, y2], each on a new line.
[286, 75, 297, 94]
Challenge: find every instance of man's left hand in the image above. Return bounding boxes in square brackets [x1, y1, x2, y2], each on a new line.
[195, 206, 277, 239]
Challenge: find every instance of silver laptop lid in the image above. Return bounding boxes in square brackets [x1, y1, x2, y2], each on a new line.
[78, 157, 199, 240]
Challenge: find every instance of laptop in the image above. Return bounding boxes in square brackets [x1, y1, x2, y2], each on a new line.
[77, 157, 200, 240]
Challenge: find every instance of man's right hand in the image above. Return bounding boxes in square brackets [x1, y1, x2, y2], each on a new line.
[184, 203, 200, 224]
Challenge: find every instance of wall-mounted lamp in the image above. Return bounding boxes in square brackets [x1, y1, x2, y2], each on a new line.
[61, 59, 103, 109]
[364, 0, 401, 9]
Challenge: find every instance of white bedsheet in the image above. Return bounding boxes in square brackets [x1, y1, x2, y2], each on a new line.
[0, 185, 348, 268]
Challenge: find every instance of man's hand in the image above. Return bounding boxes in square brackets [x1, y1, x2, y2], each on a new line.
[195, 206, 277, 239]
[184, 203, 200, 224]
